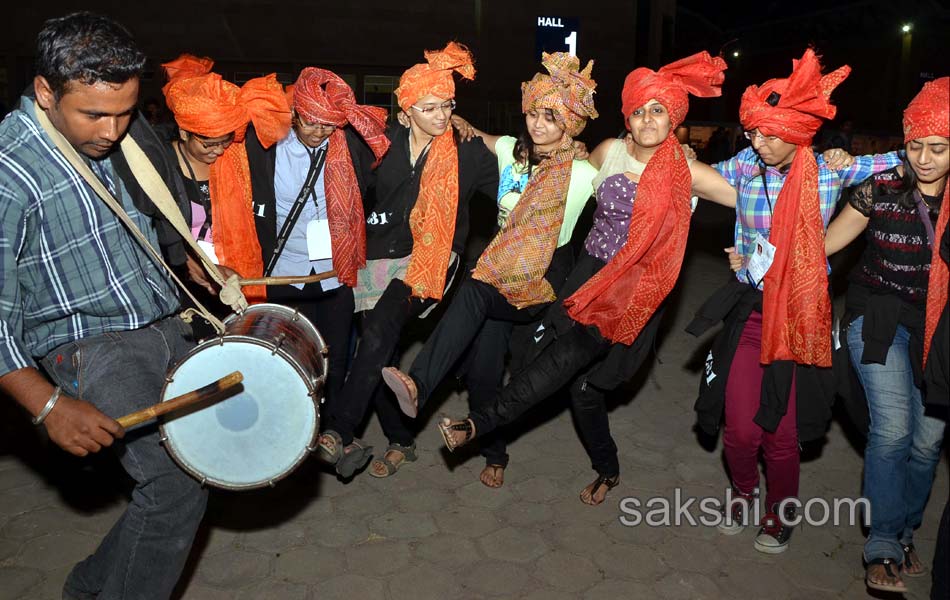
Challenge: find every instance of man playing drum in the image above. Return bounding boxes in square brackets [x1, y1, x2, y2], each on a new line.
[0, 13, 208, 600]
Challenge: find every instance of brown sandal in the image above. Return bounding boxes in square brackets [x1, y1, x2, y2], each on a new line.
[381, 367, 418, 418]
[438, 417, 475, 452]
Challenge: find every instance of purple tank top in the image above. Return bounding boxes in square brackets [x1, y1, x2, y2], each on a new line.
[584, 173, 637, 261]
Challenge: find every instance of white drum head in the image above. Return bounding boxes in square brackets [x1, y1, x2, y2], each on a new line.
[161, 339, 317, 489]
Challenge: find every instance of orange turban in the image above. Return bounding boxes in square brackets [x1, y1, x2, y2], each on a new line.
[287, 67, 391, 287]
[564, 52, 724, 344]
[621, 51, 727, 129]
[739, 49, 850, 367]
[521, 52, 598, 138]
[904, 77, 950, 367]
[162, 54, 291, 301]
[903, 77, 949, 143]
[394, 42, 475, 111]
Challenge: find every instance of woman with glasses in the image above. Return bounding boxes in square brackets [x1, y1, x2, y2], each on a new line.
[317, 42, 498, 479]
[162, 54, 290, 305]
[244, 67, 390, 414]
[688, 49, 901, 555]
[435, 51, 737, 506]
[380, 51, 600, 487]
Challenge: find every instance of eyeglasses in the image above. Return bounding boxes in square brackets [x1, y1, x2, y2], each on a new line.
[296, 119, 337, 132]
[744, 130, 779, 143]
[410, 99, 456, 115]
[195, 134, 234, 150]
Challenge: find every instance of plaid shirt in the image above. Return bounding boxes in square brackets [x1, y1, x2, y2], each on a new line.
[0, 99, 179, 376]
[715, 146, 902, 287]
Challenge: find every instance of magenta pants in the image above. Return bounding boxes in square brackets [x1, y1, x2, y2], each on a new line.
[723, 311, 799, 508]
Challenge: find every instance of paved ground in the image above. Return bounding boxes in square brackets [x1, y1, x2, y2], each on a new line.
[0, 205, 946, 599]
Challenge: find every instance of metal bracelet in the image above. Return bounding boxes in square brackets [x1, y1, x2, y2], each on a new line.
[32, 386, 62, 426]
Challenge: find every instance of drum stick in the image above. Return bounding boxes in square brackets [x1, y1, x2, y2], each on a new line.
[239, 270, 338, 287]
[116, 371, 244, 429]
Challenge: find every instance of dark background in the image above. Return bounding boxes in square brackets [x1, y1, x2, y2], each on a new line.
[2, 0, 948, 145]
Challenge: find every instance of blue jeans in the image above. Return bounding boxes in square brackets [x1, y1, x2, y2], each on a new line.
[41, 317, 208, 600]
[847, 316, 945, 562]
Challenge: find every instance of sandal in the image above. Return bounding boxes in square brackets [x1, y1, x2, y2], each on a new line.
[479, 464, 505, 488]
[368, 442, 418, 478]
[580, 473, 620, 506]
[381, 367, 419, 418]
[901, 543, 928, 577]
[335, 438, 374, 479]
[438, 417, 475, 452]
[865, 557, 907, 593]
[316, 430, 343, 464]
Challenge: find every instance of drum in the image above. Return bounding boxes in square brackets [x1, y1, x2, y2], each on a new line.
[160, 303, 327, 490]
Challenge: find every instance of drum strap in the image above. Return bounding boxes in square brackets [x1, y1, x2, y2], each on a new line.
[34, 103, 243, 334]
[264, 146, 327, 277]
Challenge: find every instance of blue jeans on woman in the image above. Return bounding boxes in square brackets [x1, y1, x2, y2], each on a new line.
[847, 316, 945, 563]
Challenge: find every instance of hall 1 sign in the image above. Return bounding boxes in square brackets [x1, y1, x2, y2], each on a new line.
[535, 16, 579, 60]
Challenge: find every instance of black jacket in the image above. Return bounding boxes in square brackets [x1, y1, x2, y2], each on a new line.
[687, 278, 835, 443]
[925, 223, 949, 408]
[245, 124, 377, 270]
[364, 125, 498, 260]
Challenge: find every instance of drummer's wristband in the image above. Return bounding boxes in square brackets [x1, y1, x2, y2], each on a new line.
[32, 386, 62, 426]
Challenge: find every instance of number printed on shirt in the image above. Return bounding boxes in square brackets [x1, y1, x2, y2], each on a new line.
[366, 211, 390, 225]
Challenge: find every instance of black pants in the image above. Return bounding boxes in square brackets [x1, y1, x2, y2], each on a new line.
[267, 282, 354, 412]
[468, 320, 621, 476]
[410, 279, 546, 408]
[325, 277, 439, 447]
[464, 318, 515, 468]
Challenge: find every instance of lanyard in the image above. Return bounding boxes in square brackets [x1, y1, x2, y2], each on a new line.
[176, 141, 213, 240]
[912, 189, 936, 249]
[264, 146, 328, 276]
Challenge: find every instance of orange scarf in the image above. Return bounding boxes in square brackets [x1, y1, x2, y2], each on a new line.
[394, 42, 475, 300]
[904, 77, 950, 366]
[291, 68, 390, 286]
[163, 55, 291, 301]
[739, 49, 850, 367]
[473, 144, 575, 307]
[564, 51, 726, 344]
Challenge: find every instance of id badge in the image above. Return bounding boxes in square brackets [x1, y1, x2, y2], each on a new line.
[746, 233, 776, 286]
[306, 219, 333, 261]
[196, 239, 219, 265]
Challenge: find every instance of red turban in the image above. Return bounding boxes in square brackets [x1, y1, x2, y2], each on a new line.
[904, 77, 950, 366]
[739, 49, 850, 367]
[521, 52, 598, 138]
[288, 67, 392, 286]
[904, 77, 950, 143]
[563, 51, 725, 345]
[162, 54, 292, 301]
[394, 42, 475, 112]
[621, 51, 727, 129]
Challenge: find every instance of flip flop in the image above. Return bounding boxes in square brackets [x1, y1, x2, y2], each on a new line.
[368, 442, 417, 478]
[580, 473, 620, 506]
[902, 543, 928, 577]
[381, 367, 418, 418]
[865, 558, 907, 593]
